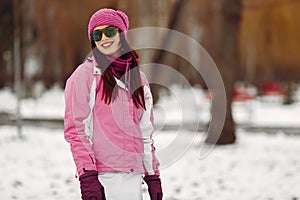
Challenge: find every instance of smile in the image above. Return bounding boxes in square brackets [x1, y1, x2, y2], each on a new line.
[101, 42, 114, 48]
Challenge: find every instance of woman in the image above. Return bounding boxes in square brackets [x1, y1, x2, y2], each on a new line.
[64, 8, 163, 200]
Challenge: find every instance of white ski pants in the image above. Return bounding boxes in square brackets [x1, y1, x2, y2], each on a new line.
[98, 172, 143, 200]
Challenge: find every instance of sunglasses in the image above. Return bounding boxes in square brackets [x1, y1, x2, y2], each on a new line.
[91, 26, 118, 42]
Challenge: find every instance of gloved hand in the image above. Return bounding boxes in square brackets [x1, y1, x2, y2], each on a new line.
[144, 175, 163, 200]
[79, 170, 106, 200]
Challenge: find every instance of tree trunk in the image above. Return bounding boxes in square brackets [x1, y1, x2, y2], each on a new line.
[150, 0, 186, 103]
[205, 0, 242, 145]
[0, 0, 14, 88]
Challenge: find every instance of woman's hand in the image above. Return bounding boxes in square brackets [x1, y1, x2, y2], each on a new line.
[79, 170, 106, 200]
[144, 175, 163, 200]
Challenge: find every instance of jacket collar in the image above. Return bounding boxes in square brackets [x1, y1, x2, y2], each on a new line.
[88, 56, 128, 90]
[91, 57, 101, 75]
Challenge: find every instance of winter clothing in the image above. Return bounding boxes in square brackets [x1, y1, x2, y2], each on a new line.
[88, 8, 129, 40]
[79, 170, 106, 200]
[107, 54, 133, 79]
[106, 54, 133, 99]
[98, 172, 143, 200]
[144, 175, 163, 200]
[64, 56, 160, 177]
[65, 8, 162, 199]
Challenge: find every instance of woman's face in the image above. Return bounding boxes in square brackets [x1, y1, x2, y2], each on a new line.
[93, 25, 121, 57]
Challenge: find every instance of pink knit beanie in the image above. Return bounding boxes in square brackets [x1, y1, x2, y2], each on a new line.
[88, 8, 129, 40]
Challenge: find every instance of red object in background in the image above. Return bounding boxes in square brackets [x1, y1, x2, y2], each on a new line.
[261, 82, 286, 96]
[203, 85, 255, 102]
[233, 88, 254, 101]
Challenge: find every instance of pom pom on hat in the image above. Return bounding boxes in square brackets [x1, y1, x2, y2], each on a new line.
[88, 8, 129, 40]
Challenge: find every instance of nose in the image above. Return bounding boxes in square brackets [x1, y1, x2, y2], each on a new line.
[101, 33, 109, 41]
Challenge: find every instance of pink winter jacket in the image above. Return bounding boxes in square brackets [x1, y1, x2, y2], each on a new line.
[64, 57, 160, 177]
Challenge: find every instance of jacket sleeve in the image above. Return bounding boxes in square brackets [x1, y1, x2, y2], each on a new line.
[64, 64, 98, 176]
[140, 85, 160, 176]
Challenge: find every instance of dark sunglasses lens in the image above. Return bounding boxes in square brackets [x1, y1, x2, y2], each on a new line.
[103, 26, 117, 38]
[92, 27, 118, 42]
[92, 30, 102, 42]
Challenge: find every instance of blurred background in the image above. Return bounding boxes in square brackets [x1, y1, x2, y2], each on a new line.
[1, 0, 300, 199]
[1, 0, 300, 141]
[1, 0, 299, 96]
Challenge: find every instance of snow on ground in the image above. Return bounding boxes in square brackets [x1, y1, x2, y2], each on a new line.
[0, 126, 80, 200]
[158, 130, 300, 200]
[1, 84, 300, 127]
[0, 85, 64, 119]
[0, 85, 300, 199]
[0, 126, 300, 200]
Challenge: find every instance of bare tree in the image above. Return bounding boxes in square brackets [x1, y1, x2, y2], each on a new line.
[0, 0, 14, 88]
[205, 0, 242, 145]
[151, 0, 186, 103]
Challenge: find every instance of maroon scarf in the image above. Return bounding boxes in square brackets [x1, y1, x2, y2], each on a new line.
[106, 54, 135, 99]
[106, 54, 133, 80]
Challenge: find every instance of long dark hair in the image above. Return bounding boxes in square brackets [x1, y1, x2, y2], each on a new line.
[91, 32, 145, 109]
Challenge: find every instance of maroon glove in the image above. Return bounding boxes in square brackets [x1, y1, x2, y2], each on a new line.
[79, 170, 106, 200]
[144, 175, 163, 200]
